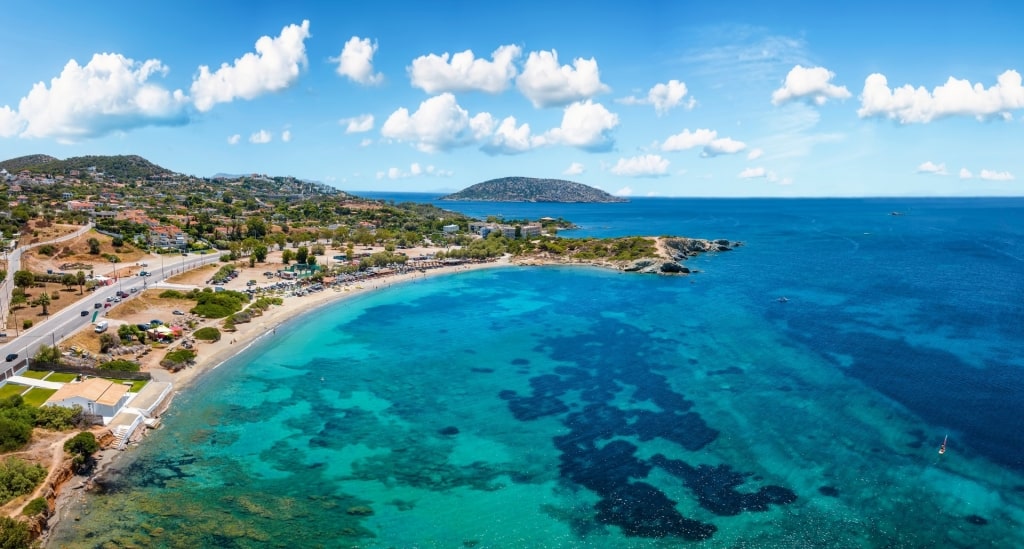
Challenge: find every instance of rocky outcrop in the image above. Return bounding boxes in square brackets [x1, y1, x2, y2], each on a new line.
[511, 235, 737, 276]
[663, 237, 741, 259]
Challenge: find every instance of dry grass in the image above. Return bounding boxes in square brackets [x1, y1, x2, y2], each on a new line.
[106, 290, 193, 320]
[168, 263, 217, 285]
[62, 330, 101, 355]
[21, 228, 148, 278]
[21, 222, 80, 244]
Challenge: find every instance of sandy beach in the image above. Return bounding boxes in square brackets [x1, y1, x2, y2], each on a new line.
[147, 254, 510, 392]
[42, 252, 512, 542]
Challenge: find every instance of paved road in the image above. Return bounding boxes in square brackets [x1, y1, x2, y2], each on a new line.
[0, 250, 219, 372]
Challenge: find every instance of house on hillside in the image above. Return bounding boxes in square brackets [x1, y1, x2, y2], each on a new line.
[45, 377, 131, 420]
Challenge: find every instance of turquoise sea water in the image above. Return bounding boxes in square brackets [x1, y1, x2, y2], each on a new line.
[48, 198, 1024, 547]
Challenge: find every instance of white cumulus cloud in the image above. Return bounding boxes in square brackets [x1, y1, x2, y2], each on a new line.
[340, 114, 374, 134]
[249, 129, 272, 144]
[771, 65, 851, 106]
[980, 169, 1014, 181]
[858, 69, 1024, 123]
[482, 116, 543, 155]
[959, 168, 973, 179]
[410, 44, 520, 94]
[381, 93, 493, 152]
[618, 79, 695, 115]
[916, 161, 947, 175]
[564, 162, 585, 175]
[747, 148, 764, 160]
[738, 167, 767, 179]
[661, 128, 717, 151]
[543, 100, 619, 151]
[703, 137, 746, 156]
[331, 36, 383, 85]
[281, 130, 292, 142]
[7, 53, 188, 142]
[610, 154, 670, 177]
[516, 50, 609, 108]
[661, 128, 746, 157]
[615, 186, 634, 196]
[0, 106, 21, 137]
[191, 20, 311, 112]
[227, 134, 241, 145]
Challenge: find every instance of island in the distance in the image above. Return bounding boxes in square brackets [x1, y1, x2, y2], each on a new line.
[439, 176, 628, 203]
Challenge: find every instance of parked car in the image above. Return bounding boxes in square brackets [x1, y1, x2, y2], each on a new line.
[104, 303, 111, 308]
[172, 310, 185, 315]
[139, 271, 150, 277]
[94, 303, 103, 309]
[5, 353, 17, 362]
[80, 310, 89, 317]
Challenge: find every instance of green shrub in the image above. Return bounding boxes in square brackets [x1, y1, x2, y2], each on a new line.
[0, 516, 30, 548]
[161, 349, 196, 372]
[0, 418, 32, 453]
[159, 289, 187, 299]
[64, 432, 100, 468]
[22, 497, 47, 517]
[38, 244, 55, 256]
[34, 404, 81, 431]
[193, 327, 221, 342]
[21, 320, 31, 330]
[191, 290, 248, 319]
[100, 359, 141, 372]
[0, 458, 46, 504]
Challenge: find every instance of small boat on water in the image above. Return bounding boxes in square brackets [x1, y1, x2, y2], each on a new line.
[938, 434, 948, 455]
[777, 296, 789, 303]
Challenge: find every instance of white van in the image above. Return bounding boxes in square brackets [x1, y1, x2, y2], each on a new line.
[94, 321, 109, 333]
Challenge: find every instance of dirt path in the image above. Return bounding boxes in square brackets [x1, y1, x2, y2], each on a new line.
[0, 428, 83, 517]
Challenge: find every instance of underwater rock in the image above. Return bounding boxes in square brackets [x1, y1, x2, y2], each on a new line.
[346, 505, 374, 516]
[965, 514, 988, 525]
[708, 366, 744, 376]
[818, 485, 840, 497]
[439, 426, 460, 436]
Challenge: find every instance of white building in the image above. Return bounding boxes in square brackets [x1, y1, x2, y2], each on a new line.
[45, 377, 131, 419]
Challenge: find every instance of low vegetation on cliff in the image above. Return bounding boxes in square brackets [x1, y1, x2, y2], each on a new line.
[435, 232, 738, 274]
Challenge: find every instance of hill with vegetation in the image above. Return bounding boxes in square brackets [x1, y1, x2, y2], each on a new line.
[0, 154, 59, 173]
[439, 177, 627, 203]
[1, 154, 173, 181]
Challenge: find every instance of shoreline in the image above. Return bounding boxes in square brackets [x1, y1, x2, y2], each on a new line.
[43, 256, 513, 543]
[41, 242, 707, 543]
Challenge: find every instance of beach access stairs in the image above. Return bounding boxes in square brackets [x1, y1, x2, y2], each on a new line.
[111, 416, 143, 450]
[107, 382, 173, 450]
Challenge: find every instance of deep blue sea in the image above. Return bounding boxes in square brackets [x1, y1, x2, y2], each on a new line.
[48, 197, 1024, 548]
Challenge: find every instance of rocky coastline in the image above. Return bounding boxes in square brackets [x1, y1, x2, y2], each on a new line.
[511, 236, 740, 274]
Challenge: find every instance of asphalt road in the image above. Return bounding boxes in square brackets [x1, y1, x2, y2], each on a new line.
[0, 252, 220, 370]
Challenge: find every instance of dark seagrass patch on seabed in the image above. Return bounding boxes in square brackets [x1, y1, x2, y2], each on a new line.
[499, 316, 799, 541]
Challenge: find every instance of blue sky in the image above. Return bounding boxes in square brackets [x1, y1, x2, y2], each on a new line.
[2, 1, 1022, 197]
